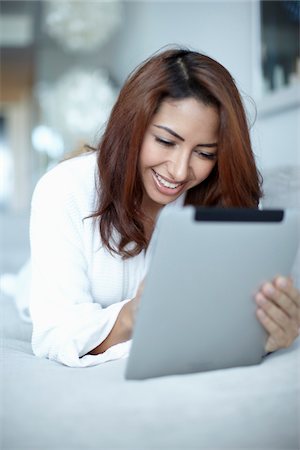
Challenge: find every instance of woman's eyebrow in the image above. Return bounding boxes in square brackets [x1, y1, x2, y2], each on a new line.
[153, 124, 217, 148]
[154, 124, 184, 141]
[196, 142, 218, 148]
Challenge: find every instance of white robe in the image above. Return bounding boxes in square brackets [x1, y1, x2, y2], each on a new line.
[28, 151, 184, 367]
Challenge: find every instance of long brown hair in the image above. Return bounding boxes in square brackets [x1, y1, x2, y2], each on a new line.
[91, 47, 262, 258]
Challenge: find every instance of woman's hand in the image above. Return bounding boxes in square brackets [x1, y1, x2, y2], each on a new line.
[120, 280, 145, 339]
[124, 279, 145, 330]
[88, 279, 145, 355]
[255, 276, 300, 353]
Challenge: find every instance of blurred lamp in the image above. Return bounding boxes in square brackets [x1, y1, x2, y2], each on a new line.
[37, 68, 116, 142]
[44, 0, 123, 52]
[32, 125, 64, 160]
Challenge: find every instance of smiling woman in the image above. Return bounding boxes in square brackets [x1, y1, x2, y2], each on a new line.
[27, 47, 300, 367]
[139, 98, 219, 221]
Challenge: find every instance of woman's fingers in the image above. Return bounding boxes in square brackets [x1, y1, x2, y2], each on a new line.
[256, 307, 286, 352]
[260, 281, 299, 323]
[256, 305, 298, 352]
[255, 276, 300, 352]
[256, 292, 290, 329]
[274, 276, 300, 305]
[273, 277, 300, 325]
[256, 293, 298, 339]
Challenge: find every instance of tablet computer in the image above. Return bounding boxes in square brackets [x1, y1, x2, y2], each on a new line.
[125, 207, 299, 380]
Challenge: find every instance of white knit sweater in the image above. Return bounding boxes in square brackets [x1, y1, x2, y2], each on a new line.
[30, 152, 183, 367]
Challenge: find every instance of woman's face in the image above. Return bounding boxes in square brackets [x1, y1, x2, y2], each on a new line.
[139, 97, 219, 218]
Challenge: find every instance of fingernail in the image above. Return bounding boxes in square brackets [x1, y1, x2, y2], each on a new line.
[255, 293, 266, 305]
[277, 277, 287, 289]
[264, 283, 275, 295]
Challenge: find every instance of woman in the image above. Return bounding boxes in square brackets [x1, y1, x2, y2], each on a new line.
[30, 48, 300, 367]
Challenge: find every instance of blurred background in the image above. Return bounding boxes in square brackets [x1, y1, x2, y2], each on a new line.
[0, 0, 299, 278]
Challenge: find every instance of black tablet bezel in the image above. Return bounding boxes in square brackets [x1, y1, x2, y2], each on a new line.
[194, 207, 284, 222]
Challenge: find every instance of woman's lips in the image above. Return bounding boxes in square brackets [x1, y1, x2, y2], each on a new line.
[151, 169, 186, 196]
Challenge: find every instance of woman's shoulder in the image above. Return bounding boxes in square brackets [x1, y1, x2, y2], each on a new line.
[41, 150, 96, 183]
[32, 151, 98, 206]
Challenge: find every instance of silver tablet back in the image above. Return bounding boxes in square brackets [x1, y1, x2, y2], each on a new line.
[125, 207, 299, 380]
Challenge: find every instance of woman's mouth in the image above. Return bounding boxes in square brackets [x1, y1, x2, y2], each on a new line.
[151, 169, 185, 195]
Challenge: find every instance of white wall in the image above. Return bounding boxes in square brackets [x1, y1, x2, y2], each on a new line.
[108, 1, 253, 94]
[255, 108, 300, 170]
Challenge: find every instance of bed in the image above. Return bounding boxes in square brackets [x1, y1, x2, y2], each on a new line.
[1, 166, 299, 449]
[1, 291, 299, 449]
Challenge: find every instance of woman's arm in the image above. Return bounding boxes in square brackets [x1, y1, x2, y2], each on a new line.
[255, 276, 300, 352]
[88, 280, 144, 354]
[29, 157, 139, 367]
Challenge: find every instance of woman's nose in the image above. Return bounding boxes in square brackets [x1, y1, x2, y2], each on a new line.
[167, 152, 190, 182]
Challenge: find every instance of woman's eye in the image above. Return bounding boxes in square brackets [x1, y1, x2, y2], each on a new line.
[194, 150, 216, 160]
[155, 136, 174, 147]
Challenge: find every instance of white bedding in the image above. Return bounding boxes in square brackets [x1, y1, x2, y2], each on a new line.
[1, 293, 299, 450]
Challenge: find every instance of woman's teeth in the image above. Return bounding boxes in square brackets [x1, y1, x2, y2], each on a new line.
[154, 171, 182, 189]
